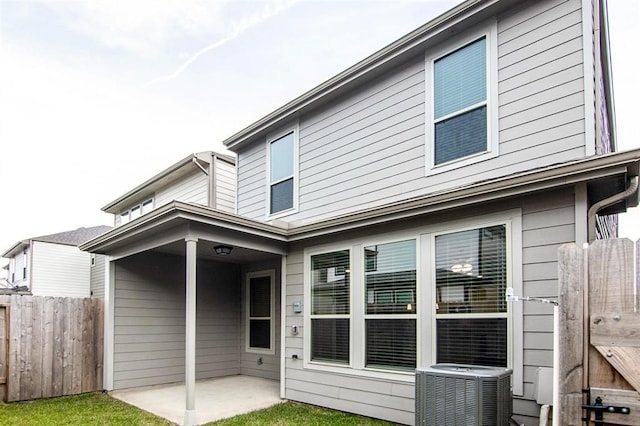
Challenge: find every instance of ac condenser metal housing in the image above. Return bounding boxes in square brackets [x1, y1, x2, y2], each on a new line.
[415, 364, 513, 426]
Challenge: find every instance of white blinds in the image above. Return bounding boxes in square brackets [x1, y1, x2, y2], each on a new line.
[310, 250, 350, 363]
[434, 37, 486, 119]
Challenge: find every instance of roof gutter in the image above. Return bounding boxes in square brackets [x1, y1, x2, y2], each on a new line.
[1, 240, 28, 259]
[288, 150, 640, 240]
[102, 154, 198, 212]
[587, 175, 638, 242]
[83, 149, 640, 252]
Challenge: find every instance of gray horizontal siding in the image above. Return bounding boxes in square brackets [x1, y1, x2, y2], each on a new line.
[519, 186, 575, 408]
[90, 254, 106, 298]
[284, 186, 576, 425]
[112, 252, 241, 390]
[215, 158, 236, 213]
[155, 168, 208, 208]
[234, 0, 586, 228]
[237, 142, 267, 219]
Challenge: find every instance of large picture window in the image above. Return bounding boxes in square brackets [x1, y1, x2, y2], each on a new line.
[268, 130, 296, 215]
[310, 250, 350, 364]
[364, 240, 416, 370]
[434, 224, 508, 367]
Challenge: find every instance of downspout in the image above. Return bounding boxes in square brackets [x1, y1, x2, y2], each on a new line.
[209, 154, 218, 209]
[191, 155, 213, 208]
[192, 156, 209, 176]
[587, 176, 639, 242]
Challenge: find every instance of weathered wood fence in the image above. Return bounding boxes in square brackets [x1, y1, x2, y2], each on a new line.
[558, 238, 640, 425]
[0, 295, 103, 402]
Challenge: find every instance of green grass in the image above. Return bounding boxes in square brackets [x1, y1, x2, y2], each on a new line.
[208, 401, 396, 425]
[0, 392, 174, 426]
[0, 393, 397, 426]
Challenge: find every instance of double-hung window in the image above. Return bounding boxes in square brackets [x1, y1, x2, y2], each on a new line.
[268, 130, 296, 216]
[427, 23, 496, 173]
[310, 250, 350, 364]
[365, 240, 416, 370]
[434, 224, 508, 367]
[246, 270, 275, 353]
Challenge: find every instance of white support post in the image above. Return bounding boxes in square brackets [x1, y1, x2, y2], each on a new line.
[185, 238, 198, 426]
[280, 255, 287, 399]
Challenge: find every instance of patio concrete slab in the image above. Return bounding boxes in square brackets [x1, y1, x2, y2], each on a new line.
[111, 375, 282, 425]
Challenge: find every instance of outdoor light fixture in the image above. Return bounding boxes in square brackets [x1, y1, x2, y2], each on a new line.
[214, 245, 233, 255]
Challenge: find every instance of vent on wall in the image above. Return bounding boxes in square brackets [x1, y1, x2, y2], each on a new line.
[416, 364, 512, 426]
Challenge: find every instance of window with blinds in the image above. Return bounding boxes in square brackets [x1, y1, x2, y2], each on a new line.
[269, 131, 295, 214]
[364, 240, 416, 370]
[310, 250, 350, 364]
[434, 224, 508, 367]
[433, 36, 487, 165]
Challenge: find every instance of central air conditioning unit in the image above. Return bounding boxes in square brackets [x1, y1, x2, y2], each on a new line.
[415, 364, 512, 426]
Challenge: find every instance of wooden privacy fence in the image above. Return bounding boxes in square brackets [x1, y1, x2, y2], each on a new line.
[558, 238, 640, 425]
[0, 295, 103, 402]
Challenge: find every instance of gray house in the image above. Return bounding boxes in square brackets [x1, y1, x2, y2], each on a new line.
[82, 0, 640, 424]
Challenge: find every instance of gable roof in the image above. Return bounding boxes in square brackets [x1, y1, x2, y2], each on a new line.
[102, 151, 235, 214]
[222, 0, 615, 153]
[32, 225, 113, 246]
[221, 0, 501, 150]
[2, 225, 112, 258]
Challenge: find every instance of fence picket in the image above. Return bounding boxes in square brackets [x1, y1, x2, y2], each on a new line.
[588, 239, 635, 392]
[41, 297, 54, 397]
[558, 243, 585, 426]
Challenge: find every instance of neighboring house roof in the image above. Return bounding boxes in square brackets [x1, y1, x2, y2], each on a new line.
[102, 151, 235, 214]
[1, 225, 112, 258]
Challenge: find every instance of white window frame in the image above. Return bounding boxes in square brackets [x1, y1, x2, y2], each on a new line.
[362, 237, 419, 373]
[119, 197, 154, 225]
[304, 245, 353, 369]
[266, 124, 299, 219]
[425, 20, 498, 175]
[420, 209, 523, 396]
[245, 269, 276, 355]
[302, 211, 523, 394]
[304, 233, 421, 383]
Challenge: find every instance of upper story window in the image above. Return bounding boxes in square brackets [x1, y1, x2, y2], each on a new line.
[120, 198, 154, 225]
[267, 128, 297, 217]
[426, 22, 497, 174]
[434, 37, 486, 164]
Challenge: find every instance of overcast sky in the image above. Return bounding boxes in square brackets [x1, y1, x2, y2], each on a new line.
[1, 0, 639, 258]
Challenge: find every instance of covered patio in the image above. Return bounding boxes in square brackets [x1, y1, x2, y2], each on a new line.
[111, 376, 282, 425]
[81, 201, 290, 426]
